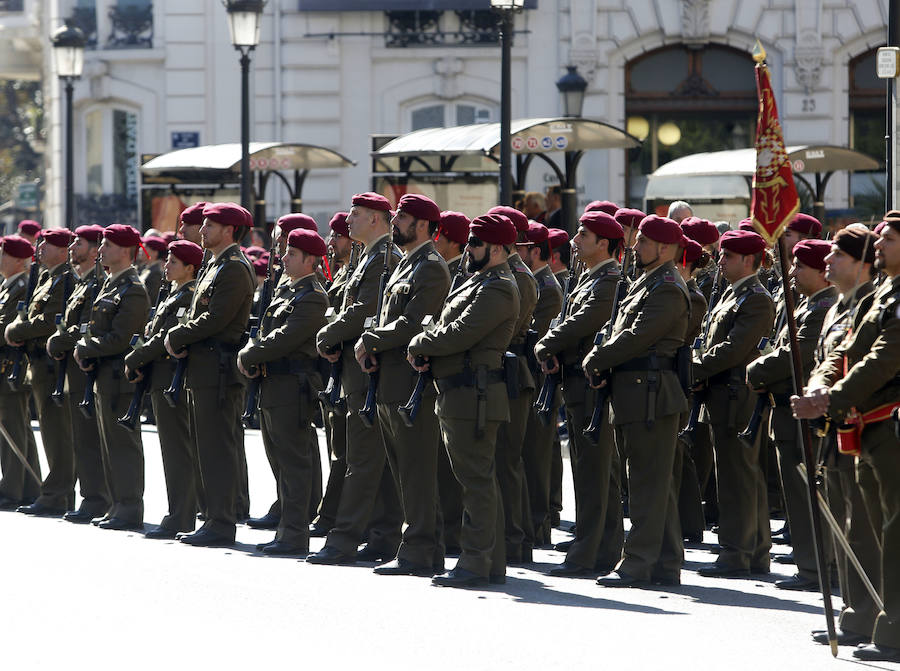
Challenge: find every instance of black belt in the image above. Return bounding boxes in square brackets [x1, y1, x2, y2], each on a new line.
[614, 355, 675, 373]
[433, 369, 504, 394]
[264, 358, 316, 376]
[198, 337, 242, 353]
[709, 367, 745, 385]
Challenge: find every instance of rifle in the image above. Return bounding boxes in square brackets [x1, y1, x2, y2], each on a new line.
[318, 241, 361, 412]
[358, 239, 393, 429]
[50, 272, 76, 407]
[241, 251, 280, 426]
[77, 256, 105, 419]
[738, 388, 772, 449]
[6, 260, 41, 392]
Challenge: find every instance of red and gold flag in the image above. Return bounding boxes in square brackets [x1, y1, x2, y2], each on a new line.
[750, 50, 799, 246]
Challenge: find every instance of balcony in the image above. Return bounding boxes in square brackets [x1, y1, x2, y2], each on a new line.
[107, 0, 153, 49]
[385, 10, 502, 48]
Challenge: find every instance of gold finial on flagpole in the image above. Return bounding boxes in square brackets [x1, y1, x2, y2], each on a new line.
[752, 40, 767, 64]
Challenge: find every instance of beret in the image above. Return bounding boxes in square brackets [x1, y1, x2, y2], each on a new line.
[142, 235, 168, 254]
[17, 220, 41, 237]
[288, 228, 328, 257]
[738, 218, 755, 232]
[41, 228, 74, 248]
[488, 206, 528, 232]
[470, 213, 517, 246]
[0, 235, 34, 259]
[720, 230, 767, 255]
[277, 213, 318, 234]
[524, 221, 549, 245]
[638, 215, 682, 245]
[103, 224, 142, 248]
[252, 256, 268, 277]
[547, 228, 570, 250]
[74, 224, 104, 243]
[244, 245, 266, 259]
[680, 217, 720, 245]
[329, 211, 350, 237]
[398, 194, 441, 223]
[438, 211, 471, 245]
[162, 232, 177, 245]
[584, 200, 619, 216]
[203, 202, 253, 230]
[788, 213, 822, 237]
[579, 211, 624, 240]
[832, 227, 877, 264]
[352, 192, 392, 212]
[180, 202, 208, 226]
[614, 208, 645, 229]
[168, 240, 203, 269]
[680, 237, 705, 265]
[881, 209, 900, 233]
[792, 238, 831, 272]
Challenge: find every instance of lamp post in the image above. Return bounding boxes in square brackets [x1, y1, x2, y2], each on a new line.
[556, 65, 588, 235]
[51, 22, 86, 231]
[491, 0, 523, 206]
[224, 0, 266, 212]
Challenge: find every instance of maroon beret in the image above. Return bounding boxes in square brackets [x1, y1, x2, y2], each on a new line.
[329, 212, 350, 237]
[720, 230, 767, 255]
[680, 237, 704, 265]
[638, 215, 682, 244]
[874, 221, 888, 235]
[470, 214, 517, 246]
[547, 228, 570, 250]
[614, 208, 645, 229]
[788, 213, 822, 237]
[351, 192, 392, 212]
[1, 235, 35, 259]
[17, 220, 41, 237]
[180, 202, 208, 226]
[488, 206, 528, 233]
[584, 200, 619, 216]
[244, 245, 266, 260]
[168, 240, 203, 269]
[103, 224, 142, 248]
[142, 235, 168, 254]
[680, 217, 720, 245]
[580, 211, 624, 240]
[203, 202, 253, 230]
[738, 218, 755, 232]
[162, 232, 177, 245]
[524, 221, 549, 245]
[288, 228, 328, 257]
[74, 224, 104, 243]
[252, 257, 268, 278]
[41, 228, 74, 248]
[792, 239, 831, 271]
[832, 227, 877, 264]
[398, 194, 441, 223]
[438, 211, 470, 245]
[277, 213, 318, 234]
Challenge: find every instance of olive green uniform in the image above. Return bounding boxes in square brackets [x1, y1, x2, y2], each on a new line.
[549, 267, 570, 525]
[583, 261, 690, 582]
[125, 281, 199, 533]
[808, 275, 900, 648]
[240, 274, 328, 550]
[748, 285, 837, 581]
[139, 262, 164, 305]
[75, 267, 150, 523]
[693, 274, 775, 572]
[7, 263, 74, 510]
[316, 234, 402, 558]
[408, 261, 519, 578]
[536, 259, 624, 571]
[362, 240, 450, 567]
[167, 244, 254, 540]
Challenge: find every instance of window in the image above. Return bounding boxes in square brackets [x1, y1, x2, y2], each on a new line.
[410, 101, 493, 131]
[849, 47, 886, 219]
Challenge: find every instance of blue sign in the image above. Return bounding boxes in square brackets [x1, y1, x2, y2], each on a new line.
[171, 132, 200, 150]
[540, 136, 553, 150]
[555, 136, 568, 150]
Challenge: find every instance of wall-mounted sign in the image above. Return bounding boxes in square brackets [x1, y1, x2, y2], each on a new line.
[171, 132, 200, 150]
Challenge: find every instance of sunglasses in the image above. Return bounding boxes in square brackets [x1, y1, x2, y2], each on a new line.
[466, 236, 485, 248]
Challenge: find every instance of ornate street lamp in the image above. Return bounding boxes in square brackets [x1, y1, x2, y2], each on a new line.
[556, 65, 587, 118]
[51, 22, 86, 230]
[490, 0, 524, 206]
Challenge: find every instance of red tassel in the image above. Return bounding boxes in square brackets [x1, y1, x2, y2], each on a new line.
[323, 256, 332, 282]
[682, 250, 687, 268]
[138, 242, 150, 260]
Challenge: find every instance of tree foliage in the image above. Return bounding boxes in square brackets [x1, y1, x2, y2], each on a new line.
[0, 79, 44, 205]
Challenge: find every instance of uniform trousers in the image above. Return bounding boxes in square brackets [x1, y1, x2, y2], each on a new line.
[65, 362, 109, 513]
[495, 389, 533, 560]
[437, 436, 463, 551]
[316, 405, 346, 530]
[151, 388, 197, 532]
[30, 354, 75, 509]
[0, 389, 41, 502]
[523, 380, 559, 546]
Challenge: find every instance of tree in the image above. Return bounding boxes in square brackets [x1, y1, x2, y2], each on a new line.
[0, 79, 44, 206]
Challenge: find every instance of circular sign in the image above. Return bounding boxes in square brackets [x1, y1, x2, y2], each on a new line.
[540, 136, 553, 150]
[526, 136, 539, 150]
[511, 137, 525, 151]
[792, 159, 805, 172]
[555, 136, 568, 150]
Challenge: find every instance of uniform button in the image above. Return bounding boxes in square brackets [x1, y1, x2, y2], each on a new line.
[636, 378, 642, 383]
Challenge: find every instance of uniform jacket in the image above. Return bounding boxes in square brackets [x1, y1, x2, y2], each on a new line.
[139, 262, 164, 305]
[7, 262, 73, 351]
[47, 266, 104, 357]
[685, 277, 707, 345]
[530, 265, 563, 339]
[507, 252, 538, 392]
[0, 272, 28, 396]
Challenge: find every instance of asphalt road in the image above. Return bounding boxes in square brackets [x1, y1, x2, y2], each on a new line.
[1, 423, 896, 670]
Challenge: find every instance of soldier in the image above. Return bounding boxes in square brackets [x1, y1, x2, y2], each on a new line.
[239, 228, 329, 555]
[536, 211, 624, 577]
[694, 230, 775, 578]
[139, 235, 167, 304]
[74, 224, 151, 530]
[408, 213, 520, 587]
[8, 229, 75, 516]
[165, 203, 255, 547]
[48, 225, 110, 523]
[354, 194, 451, 575]
[124, 240, 203, 539]
[308, 192, 402, 565]
[792, 216, 900, 663]
[583, 215, 690, 587]
[682, 217, 723, 303]
[178, 202, 207, 246]
[584, 201, 619, 216]
[17, 220, 42, 246]
[435, 211, 468, 277]
[0, 236, 42, 509]
[747, 238, 836, 591]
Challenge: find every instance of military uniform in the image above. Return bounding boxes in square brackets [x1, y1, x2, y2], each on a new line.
[536, 258, 624, 572]
[408, 261, 519, 578]
[549, 267, 570, 525]
[693, 273, 775, 573]
[139, 261, 164, 305]
[748, 285, 838, 583]
[124, 281, 199, 533]
[75, 267, 150, 524]
[0, 272, 42, 505]
[362, 240, 450, 568]
[167, 243, 254, 541]
[583, 261, 690, 583]
[240, 273, 328, 551]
